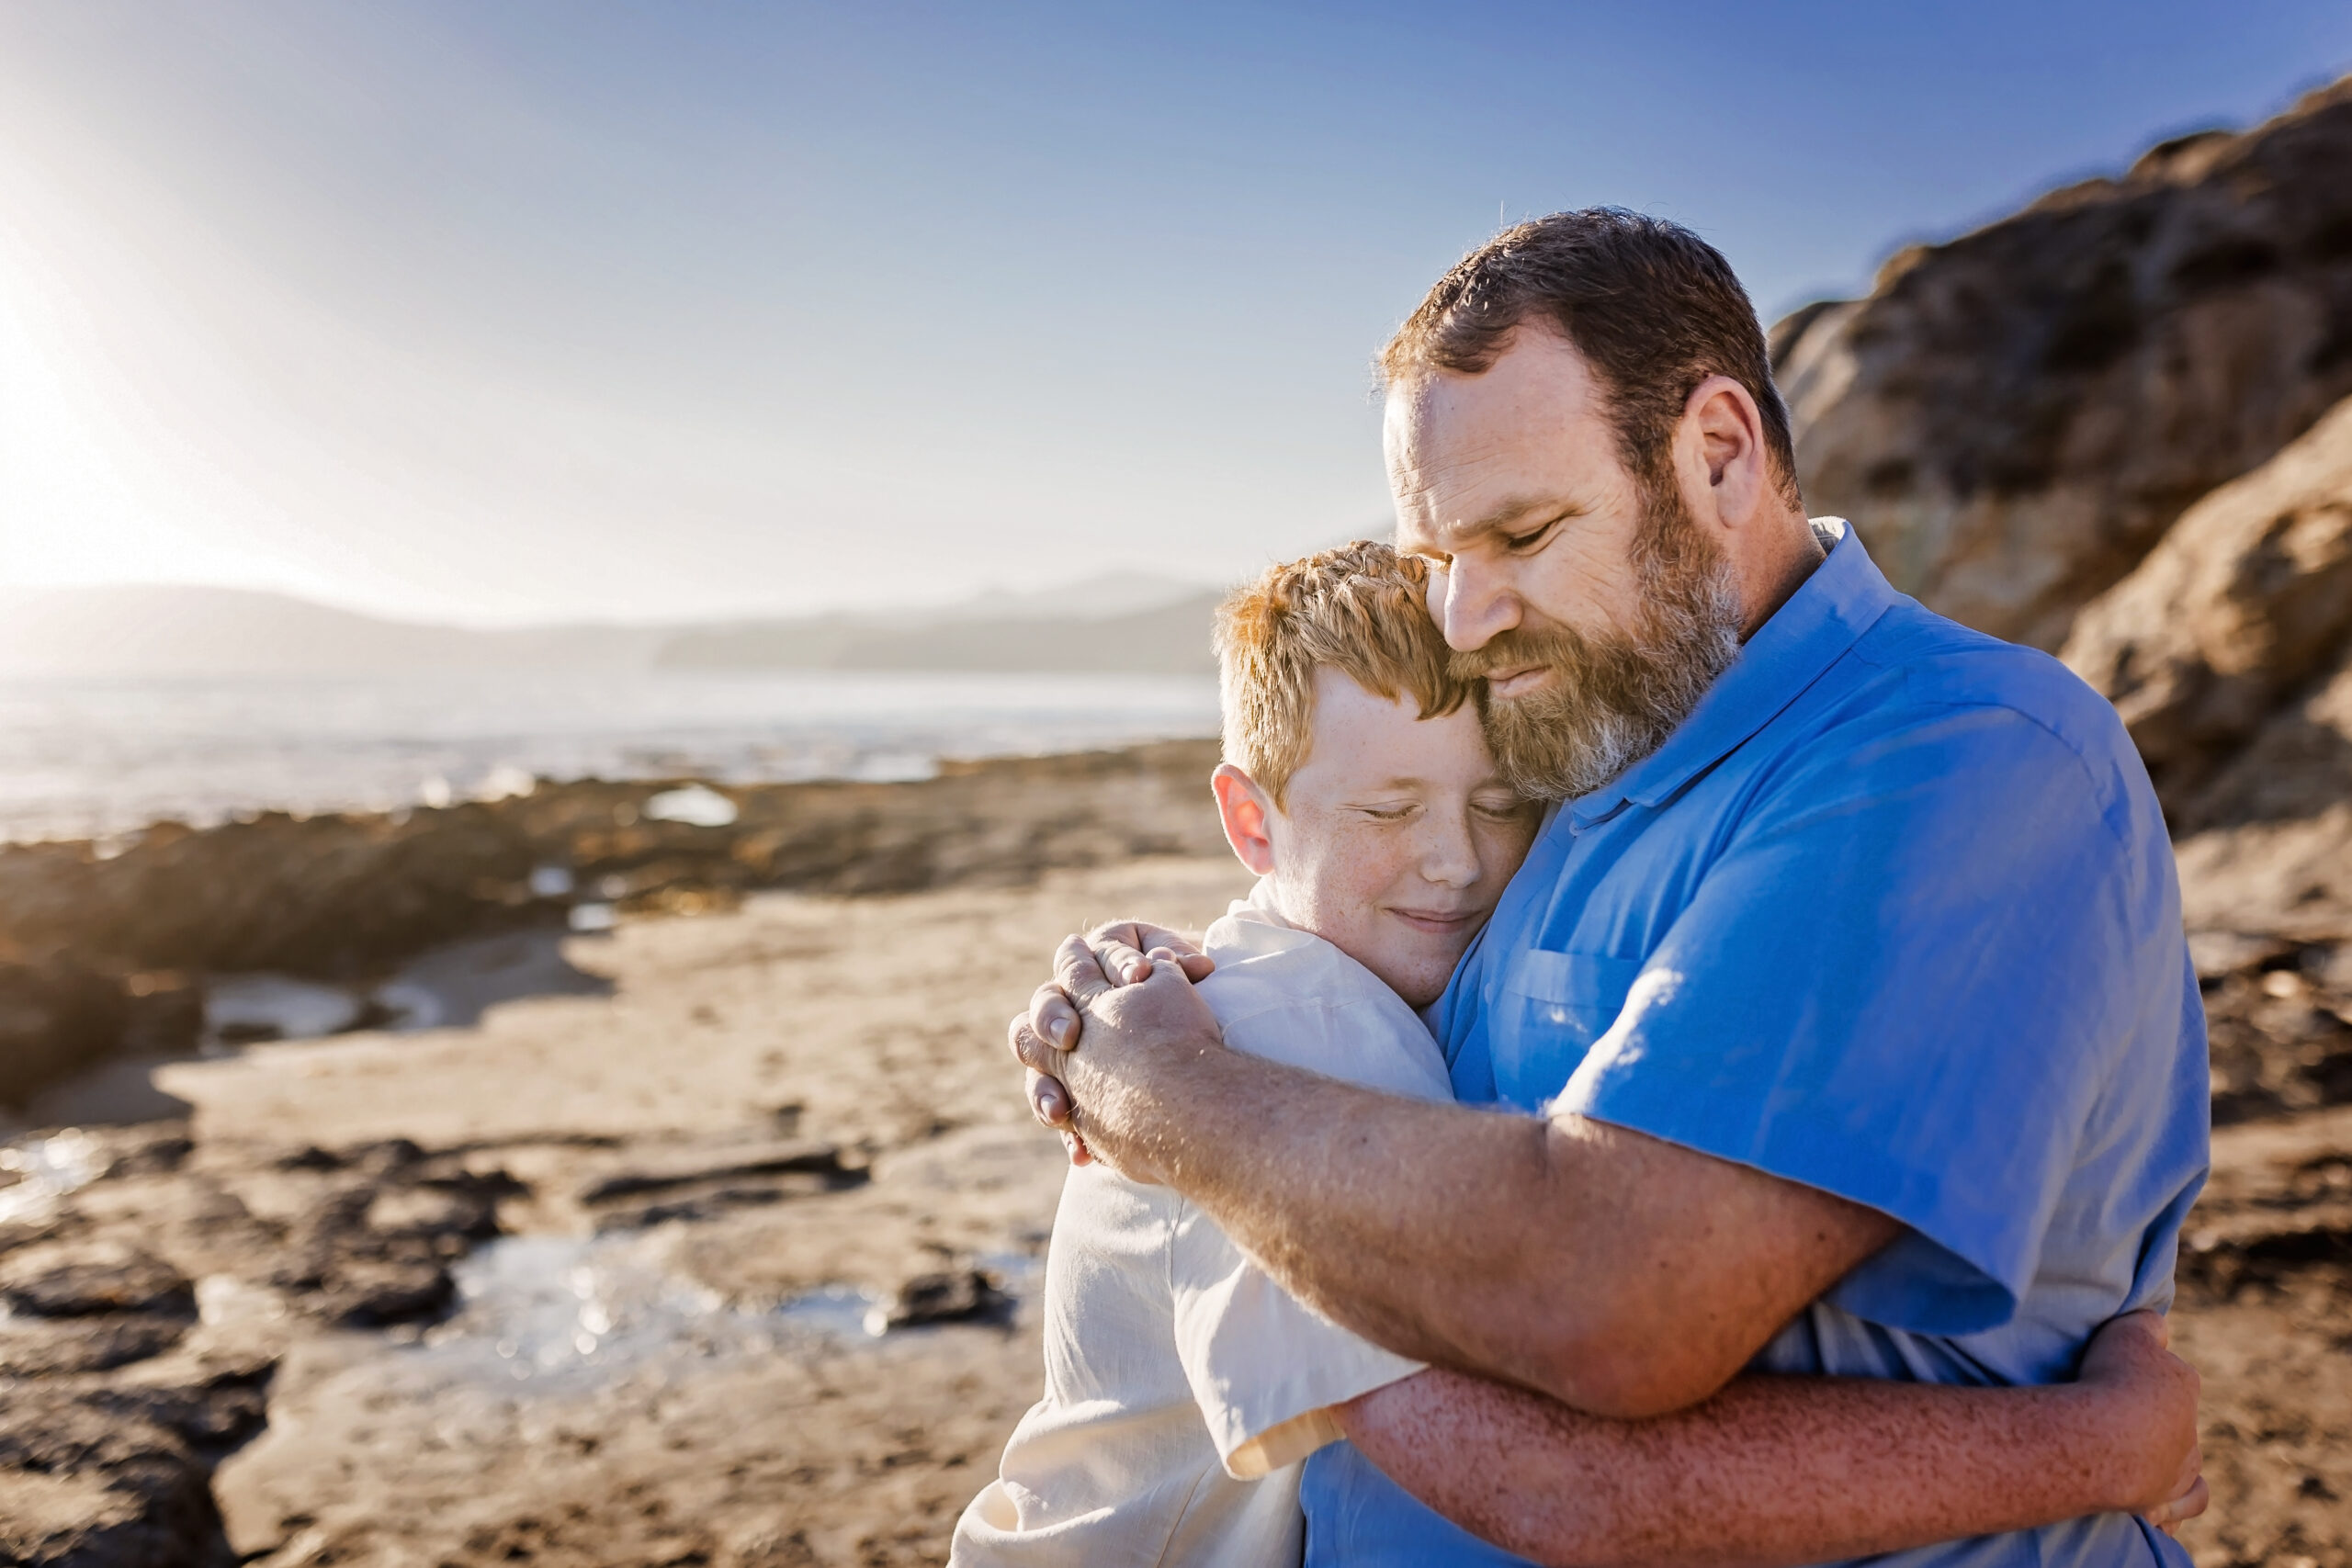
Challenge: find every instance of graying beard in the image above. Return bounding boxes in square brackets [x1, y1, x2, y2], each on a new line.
[1487, 555, 1743, 802]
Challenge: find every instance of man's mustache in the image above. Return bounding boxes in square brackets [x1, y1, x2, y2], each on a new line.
[1448, 625, 1602, 687]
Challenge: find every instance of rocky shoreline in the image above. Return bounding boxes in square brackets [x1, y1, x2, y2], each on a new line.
[1, 813, 1254, 1565]
[0, 740, 1227, 1113]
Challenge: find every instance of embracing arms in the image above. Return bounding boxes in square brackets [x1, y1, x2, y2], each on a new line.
[1340, 1312, 2204, 1568]
[1023, 934, 2207, 1562]
[1016, 933, 1892, 1417]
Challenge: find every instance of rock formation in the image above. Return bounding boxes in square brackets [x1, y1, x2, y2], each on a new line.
[1778, 75, 2352, 650]
[2062, 392, 2352, 803]
[2056, 390, 2352, 938]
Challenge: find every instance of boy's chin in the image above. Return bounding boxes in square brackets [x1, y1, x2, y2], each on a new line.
[1374, 952, 1458, 1010]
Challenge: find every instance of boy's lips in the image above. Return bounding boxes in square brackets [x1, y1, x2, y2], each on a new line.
[1389, 907, 1482, 935]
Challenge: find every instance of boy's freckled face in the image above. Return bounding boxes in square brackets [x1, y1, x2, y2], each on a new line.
[1267, 669, 1540, 1010]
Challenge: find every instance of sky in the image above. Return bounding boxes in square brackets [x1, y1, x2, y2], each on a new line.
[3, 2, 2349, 626]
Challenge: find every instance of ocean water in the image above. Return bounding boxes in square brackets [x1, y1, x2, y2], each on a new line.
[0, 670, 1221, 843]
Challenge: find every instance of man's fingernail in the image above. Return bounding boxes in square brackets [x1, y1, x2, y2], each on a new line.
[1049, 1018, 1074, 1047]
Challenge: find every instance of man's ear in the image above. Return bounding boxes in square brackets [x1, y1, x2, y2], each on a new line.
[1678, 373, 1769, 532]
[1211, 763, 1278, 876]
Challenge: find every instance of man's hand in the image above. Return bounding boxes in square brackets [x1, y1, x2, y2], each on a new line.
[1005, 924, 1220, 1181]
[2077, 1310, 2207, 1533]
[1009, 920, 1211, 1162]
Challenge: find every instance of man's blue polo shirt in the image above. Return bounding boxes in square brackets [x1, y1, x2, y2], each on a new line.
[1301, 521, 2210, 1568]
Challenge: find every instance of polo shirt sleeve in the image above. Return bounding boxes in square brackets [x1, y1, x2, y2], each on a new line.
[1170, 1200, 1425, 1480]
[1554, 699, 2158, 1336]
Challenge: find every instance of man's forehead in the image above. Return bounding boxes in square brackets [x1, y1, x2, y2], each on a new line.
[1388, 414, 1605, 548]
[1385, 344, 1618, 547]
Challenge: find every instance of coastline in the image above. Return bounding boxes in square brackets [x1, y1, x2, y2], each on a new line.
[0, 739, 1226, 1114]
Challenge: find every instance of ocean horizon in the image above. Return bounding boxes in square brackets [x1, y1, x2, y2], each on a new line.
[0, 668, 1223, 844]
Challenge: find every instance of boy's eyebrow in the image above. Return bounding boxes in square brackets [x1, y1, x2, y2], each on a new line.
[1349, 776, 1437, 795]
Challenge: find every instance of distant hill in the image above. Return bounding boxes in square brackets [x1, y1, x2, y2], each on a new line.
[0, 586, 662, 677]
[654, 590, 1222, 674]
[0, 577, 1224, 679]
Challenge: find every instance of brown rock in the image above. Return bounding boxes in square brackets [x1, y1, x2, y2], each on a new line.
[881, 1268, 1012, 1331]
[0, 1314, 195, 1379]
[2067, 396, 2352, 937]
[1780, 76, 2352, 649]
[2062, 392, 2352, 804]
[2166, 665, 2352, 937]
[0, 1384, 233, 1567]
[264, 1156, 521, 1328]
[0, 1243, 196, 1321]
[0, 958, 128, 1108]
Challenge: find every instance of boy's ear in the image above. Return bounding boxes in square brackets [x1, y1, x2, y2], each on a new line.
[1211, 763, 1278, 876]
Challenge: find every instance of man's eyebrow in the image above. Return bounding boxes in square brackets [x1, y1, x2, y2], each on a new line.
[1430, 495, 1589, 546]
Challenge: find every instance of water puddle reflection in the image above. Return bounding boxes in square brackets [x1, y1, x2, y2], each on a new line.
[394, 1233, 888, 1394]
[0, 1129, 107, 1226]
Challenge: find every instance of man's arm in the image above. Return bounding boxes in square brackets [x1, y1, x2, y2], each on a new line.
[1012, 940, 1895, 1417]
[1335, 1311, 2203, 1568]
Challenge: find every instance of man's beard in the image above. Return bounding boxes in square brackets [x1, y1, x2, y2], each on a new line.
[1453, 485, 1744, 802]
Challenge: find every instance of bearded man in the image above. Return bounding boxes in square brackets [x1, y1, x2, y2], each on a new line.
[1011, 209, 2210, 1568]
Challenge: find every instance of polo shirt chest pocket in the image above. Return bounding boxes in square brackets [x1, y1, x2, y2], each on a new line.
[1489, 949, 1646, 1111]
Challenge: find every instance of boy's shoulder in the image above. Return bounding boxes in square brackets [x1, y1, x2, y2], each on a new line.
[1196, 909, 1452, 1103]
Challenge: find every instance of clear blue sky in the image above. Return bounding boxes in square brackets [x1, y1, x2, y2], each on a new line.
[3, 1, 2347, 624]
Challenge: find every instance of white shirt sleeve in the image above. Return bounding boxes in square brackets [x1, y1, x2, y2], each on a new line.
[1167, 961, 1452, 1481]
[1170, 1198, 1424, 1479]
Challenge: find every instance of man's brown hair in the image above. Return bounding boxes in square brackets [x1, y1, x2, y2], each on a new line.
[1215, 541, 1470, 807]
[1380, 208, 1801, 504]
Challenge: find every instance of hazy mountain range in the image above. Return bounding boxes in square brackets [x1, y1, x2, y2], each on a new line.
[0, 575, 1226, 679]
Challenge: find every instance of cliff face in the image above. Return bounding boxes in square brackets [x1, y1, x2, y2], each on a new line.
[1779, 76, 2352, 651]
[2058, 393, 2352, 935]
[2062, 392, 2352, 809]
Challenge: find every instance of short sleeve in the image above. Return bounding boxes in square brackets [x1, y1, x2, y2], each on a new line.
[1170, 1201, 1424, 1479]
[1555, 702, 2161, 1335]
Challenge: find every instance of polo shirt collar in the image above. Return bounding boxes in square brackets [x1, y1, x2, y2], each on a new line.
[1566, 518, 1901, 828]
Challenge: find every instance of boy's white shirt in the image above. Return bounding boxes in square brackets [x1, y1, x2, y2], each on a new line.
[951, 877, 1454, 1568]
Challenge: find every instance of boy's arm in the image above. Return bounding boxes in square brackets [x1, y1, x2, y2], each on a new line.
[1336, 1311, 2204, 1568]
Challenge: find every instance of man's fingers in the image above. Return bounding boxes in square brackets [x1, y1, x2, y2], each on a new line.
[1009, 1015, 1071, 1121]
[1053, 933, 1120, 1011]
[1027, 981, 1082, 1052]
[2147, 1475, 2209, 1532]
[1089, 920, 1216, 982]
[2146, 1442, 2206, 1531]
[1095, 940, 1150, 985]
[1025, 1065, 1069, 1125]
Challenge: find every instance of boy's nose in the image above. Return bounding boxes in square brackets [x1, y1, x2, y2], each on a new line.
[1419, 817, 1481, 887]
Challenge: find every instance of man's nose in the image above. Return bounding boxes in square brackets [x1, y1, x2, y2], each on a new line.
[1434, 558, 1520, 652]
